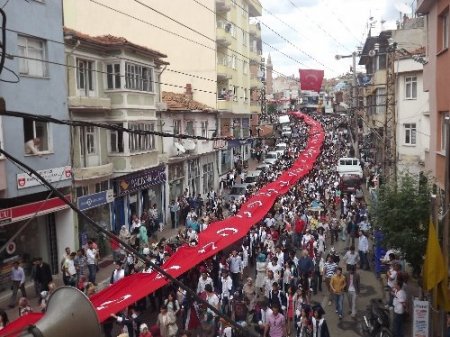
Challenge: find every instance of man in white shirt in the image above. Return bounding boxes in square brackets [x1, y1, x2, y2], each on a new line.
[343, 246, 360, 271]
[197, 271, 214, 294]
[204, 284, 219, 317]
[86, 240, 98, 284]
[220, 270, 233, 313]
[358, 231, 369, 270]
[227, 250, 243, 290]
[24, 137, 42, 156]
[110, 262, 125, 284]
[9, 261, 26, 308]
[392, 281, 407, 337]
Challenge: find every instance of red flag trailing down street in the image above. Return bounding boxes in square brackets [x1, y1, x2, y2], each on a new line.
[299, 69, 324, 92]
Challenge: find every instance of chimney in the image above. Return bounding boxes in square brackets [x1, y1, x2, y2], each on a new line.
[185, 84, 193, 100]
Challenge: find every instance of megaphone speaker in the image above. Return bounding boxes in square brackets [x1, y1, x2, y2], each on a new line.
[21, 286, 101, 337]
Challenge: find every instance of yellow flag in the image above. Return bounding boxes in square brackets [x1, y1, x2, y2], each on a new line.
[422, 221, 445, 291]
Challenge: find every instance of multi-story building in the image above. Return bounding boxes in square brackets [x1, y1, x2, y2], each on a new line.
[0, 1, 73, 283]
[417, 0, 450, 192]
[64, 29, 168, 252]
[216, 0, 262, 177]
[160, 87, 218, 211]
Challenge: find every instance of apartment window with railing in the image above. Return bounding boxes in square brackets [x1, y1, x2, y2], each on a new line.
[125, 62, 154, 92]
[128, 122, 155, 153]
[404, 123, 417, 145]
[18, 35, 48, 77]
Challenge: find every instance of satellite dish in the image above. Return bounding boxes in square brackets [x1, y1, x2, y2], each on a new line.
[183, 139, 196, 151]
[368, 50, 377, 57]
[175, 142, 186, 154]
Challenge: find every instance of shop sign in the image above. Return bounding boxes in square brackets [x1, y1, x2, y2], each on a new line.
[78, 189, 114, 211]
[0, 195, 71, 225]
[412, 300, 429, 337]
[116, 166, 166, 196]
[0, 209, 12, 225]
[17, 166, 72, 189]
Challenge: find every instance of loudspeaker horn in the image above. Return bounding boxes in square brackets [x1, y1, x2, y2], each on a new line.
[21, 286, 101, 337]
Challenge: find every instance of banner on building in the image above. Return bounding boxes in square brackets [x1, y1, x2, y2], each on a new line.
[299, 69, 324, 92]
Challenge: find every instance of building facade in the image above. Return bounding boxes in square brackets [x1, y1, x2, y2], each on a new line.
[216, 0, 262, 178]
[0, 0, 74, 284]
[64, 29, 168, 251]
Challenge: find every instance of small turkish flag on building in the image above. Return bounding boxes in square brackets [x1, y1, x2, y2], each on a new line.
[299, 69, 324, 92]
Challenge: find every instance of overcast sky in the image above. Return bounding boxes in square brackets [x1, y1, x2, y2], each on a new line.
[259, 0, 417, 79]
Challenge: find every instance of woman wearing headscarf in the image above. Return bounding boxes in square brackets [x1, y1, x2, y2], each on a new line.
[255, 253, 267, 293]
[242, 277, 257, 311]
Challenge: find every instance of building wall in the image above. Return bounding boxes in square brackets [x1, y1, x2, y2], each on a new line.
[1, 0, 72, 198]
[63, 0, 217, 108]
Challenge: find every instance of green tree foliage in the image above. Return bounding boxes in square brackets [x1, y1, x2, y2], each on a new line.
[267, 103, 277, 115]
[371, 173, 430, 275]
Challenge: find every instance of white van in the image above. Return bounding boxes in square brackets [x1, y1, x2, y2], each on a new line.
[275, 142, 287, 151]
[337, 157, 363, 178]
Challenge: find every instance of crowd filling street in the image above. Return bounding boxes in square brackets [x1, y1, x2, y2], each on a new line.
[0, 113, 413, 337]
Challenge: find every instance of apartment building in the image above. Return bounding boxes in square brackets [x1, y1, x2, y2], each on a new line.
[417, 0, 450, 192]
[64, 29, 168, 252]
[0, 0, 73, 284]
[215, 0, 262, 176]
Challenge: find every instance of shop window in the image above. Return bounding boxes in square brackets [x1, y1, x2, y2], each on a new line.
[23, 118, 50, 153]
[106, 63, 121, 89]
[109, 123, 124, 153]
[202, 162, 214, 194]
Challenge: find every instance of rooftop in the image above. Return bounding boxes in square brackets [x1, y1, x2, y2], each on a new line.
[162, 91, 213, 112]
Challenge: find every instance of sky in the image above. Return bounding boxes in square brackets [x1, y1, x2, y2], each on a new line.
[259, 0, 417, 79]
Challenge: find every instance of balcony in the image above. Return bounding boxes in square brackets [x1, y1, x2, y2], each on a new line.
[216, 27, 232, 47]
[73, 162, 113, 181]
[248, 0, 262, 17]
[249, 23, 261, 37]
[250, 101, 260, 113]
[216, 0, 231, 12]
[250, 76, 263, 89]
[68, 96, 111, 110]
[249, 47, 262, 63]
[217, 56, 234, 80]
[218, 98, 233, 111]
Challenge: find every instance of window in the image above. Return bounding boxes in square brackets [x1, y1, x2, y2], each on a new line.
[375, 87, 386, 114]
[173, 120, 181, 135]
[440, 10, 449, 50]
[80, 126, 97, 156]
[405, 76, 417, 99]
[404, 123, 417, 145]
[242, 31, 247, 46]
[129, 123, 155, 153]
[243, 60, 248, 74]
[125, 62, 154, 92]
[95, 181, 109, 193]
[185, 121, 195, 136]
[231, 55, 237, 70]
[233, 86, 238, 102]
[109, 123, 124, 153]
[18, 35, 47, 77]
[77, 59, 94, 94]
[201, 121, 208, 138]
[76, 186, 88, 197]
[23, 118, 50, 152]
[441, 112, 449, 152]
[202, 162, 214, 194]
[106, 63, 121, 89]
[244, 88, 248, 102]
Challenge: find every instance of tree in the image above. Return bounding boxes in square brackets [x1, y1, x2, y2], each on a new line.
[371, 173, 430, 276]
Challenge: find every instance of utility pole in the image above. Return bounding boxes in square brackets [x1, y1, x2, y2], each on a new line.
[384, 41, 397, 183]
[352, 52, 359, 157]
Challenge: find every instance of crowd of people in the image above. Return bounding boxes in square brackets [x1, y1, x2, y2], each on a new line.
[1, 112, 412, 337]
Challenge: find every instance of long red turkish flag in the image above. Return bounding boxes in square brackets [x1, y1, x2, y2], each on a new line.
[299, 69, 324, 92]
[0, 112, 324, 336]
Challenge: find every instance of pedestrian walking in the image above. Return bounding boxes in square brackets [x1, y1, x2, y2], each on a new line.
[330, 267, 346, 319]
[8, 261, 26, 308]
[345, 265, 360, 318]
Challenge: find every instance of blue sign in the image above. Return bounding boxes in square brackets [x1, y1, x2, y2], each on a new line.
[78, 190, 113, 211]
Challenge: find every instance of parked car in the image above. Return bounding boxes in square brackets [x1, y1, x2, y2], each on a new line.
[225, 184, 247, 202]
[340, 174, 362, 193]
[336, 157, 363, 178]
[264, 151, 279, 165]
[243, 170, 261, 188]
